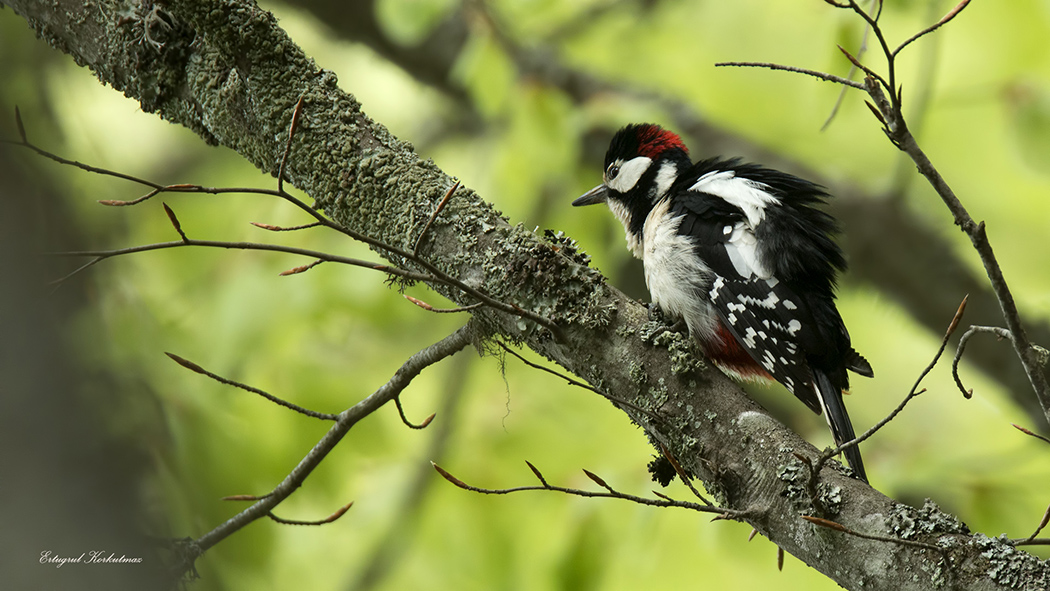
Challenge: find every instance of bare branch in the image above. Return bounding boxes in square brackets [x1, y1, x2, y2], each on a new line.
[493, 340, 666, 425]
[188, 322, 473, 565]
[279, 259, 324, 276]
[162, 202, 189, 242]
[1010, 504, 1050, 547]
[893, 0, 972, 57]
[267, 501, 353, 526]
[952, 325, 1012, 400]
[403, 295, 484, 314]
[251, 221, 322, 232]
[715, 61, 865, 90]
[413, 179, 460, 256]
[393, 395, 435, 430]
[1012, 538, 1050, 547]
[431, 462, 746, 518]
[815, 296, 967, 478]
[1011, 424, 1050, 446]
[277, 93, 305, 194]
[822, 0, 879, 130]
[9, 118, 562, 338]
[658, 443, 713, 506]
[4, 127, 166, 190]
[821, 0, 1050, 426]
[802, 515, 945, 554]
[222, 494, 271, 501]
[165, 352, 338, 420]
[56, 236, 438, 285]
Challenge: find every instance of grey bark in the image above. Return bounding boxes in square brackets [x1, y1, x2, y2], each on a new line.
[2, 0, 1047, 589]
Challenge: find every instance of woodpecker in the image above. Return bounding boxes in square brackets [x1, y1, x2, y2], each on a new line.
[573, 123, 874, 482]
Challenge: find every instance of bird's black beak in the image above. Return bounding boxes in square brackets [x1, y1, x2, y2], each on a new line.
[572, 184, 608, 207]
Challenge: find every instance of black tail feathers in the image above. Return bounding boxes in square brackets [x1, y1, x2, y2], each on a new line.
[814, 369, 867, 483]
[846, 348, 874, 378]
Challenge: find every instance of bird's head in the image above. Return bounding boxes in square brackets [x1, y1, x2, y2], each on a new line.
[573, 123, 690, 209]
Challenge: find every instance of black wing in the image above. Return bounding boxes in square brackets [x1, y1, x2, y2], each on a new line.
[667, 159, 870, 405]
[708, 274, 824, 413]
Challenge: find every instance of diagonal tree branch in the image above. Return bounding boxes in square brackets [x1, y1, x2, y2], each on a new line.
[4, 1, 1049, 589]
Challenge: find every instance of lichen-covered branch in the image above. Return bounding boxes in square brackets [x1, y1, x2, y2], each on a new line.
[4, 0, 1049, 588]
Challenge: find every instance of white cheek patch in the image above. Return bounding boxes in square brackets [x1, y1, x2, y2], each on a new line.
[607, 156, 652, 193]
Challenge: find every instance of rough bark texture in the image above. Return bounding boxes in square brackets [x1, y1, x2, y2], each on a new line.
[4, 0, 1048, 589]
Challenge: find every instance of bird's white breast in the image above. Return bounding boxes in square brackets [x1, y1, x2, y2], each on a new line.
[641, 199, 719, 343]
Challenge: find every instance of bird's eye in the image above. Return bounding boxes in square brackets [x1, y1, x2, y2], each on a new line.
[606, 164, 621, 181]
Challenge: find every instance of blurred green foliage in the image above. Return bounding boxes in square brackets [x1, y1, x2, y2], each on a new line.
[3, 0, 1050, 589]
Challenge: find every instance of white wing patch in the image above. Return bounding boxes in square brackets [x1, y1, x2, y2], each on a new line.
[689, 170, 780, 227]
[724, 221, 771, 280]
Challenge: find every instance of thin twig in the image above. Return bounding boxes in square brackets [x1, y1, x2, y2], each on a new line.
[1010, 504, 1050, 546]
[165, 352, 337, 420]
[11, 120, 562, 339]
[279, 259, 324, 276]
[393, 395, 435, 430]
[97, 184, 302, 207]
[251, 221, 322, 232]
[952, 325, 1012, 399]
[658, 442, 713, 506]
[802, 515, 946, 555]
[814, 296, 968, 479]
[715, 61, 865, 90]
[494, 340, 665, 424]
[792, 1, 1050, 426]
[222, 494, 272, 501]
[277, 93, 306, 194]
[1011, 424, 1050, 446]
[6, 112, 166, 189]
[413, 180, 459, 256]
[55, 237, 441, 285]
[822, 0, 879, 130]
[267, 501, 353, 526]
[893, 0, 972, 57]
[835, 45, 890, 92]
[1011, 539, 1050, 546]
[162, 203, 189, 242]
[403, 295, 484, 314]
[431, 462, 744, 518]
[191, 322, 473, 557]
[838, 0, 897, 100]
[847, 0, 1050, 423]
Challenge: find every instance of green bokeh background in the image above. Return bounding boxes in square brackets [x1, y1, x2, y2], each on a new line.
[2, 0, 1049, 589]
